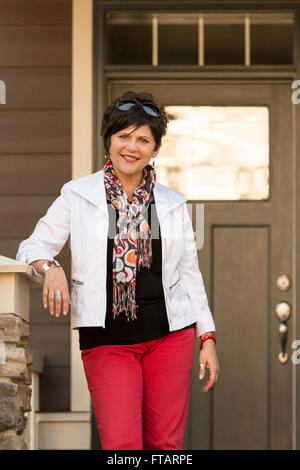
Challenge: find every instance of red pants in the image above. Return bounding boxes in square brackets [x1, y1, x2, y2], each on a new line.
[81, 327, 196, 450]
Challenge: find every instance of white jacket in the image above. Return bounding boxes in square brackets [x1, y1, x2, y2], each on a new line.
[16, 170, 216, 338]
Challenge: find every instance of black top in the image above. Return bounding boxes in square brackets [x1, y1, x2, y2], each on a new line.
[78, 199, 195, 350]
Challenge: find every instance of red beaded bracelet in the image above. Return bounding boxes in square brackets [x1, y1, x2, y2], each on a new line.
[200, 333, 217, 350]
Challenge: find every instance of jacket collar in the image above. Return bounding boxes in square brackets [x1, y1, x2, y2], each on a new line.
[67, 169, 186, 219]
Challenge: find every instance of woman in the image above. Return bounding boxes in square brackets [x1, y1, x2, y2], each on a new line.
[16, 91, 219, 450]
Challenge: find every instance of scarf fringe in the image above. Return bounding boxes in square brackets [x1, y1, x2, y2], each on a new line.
[112, 281, 139, 321]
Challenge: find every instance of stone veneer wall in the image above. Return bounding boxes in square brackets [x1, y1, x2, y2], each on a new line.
[0, 256, 42, 449]
[0, 315, 32, 449]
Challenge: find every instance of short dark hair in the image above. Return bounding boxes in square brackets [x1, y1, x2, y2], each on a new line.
[100, 90, 169, 155]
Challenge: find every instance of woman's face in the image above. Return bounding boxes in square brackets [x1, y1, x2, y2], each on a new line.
[108, 124, 161, 183]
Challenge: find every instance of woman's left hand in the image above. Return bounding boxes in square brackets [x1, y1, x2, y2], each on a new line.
[198, 340, 219, 393]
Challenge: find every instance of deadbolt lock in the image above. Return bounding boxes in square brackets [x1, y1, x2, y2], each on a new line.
[276, 274, 291, 292]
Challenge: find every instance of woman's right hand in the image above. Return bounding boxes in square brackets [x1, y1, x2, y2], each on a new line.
[43, 267, 71, 318]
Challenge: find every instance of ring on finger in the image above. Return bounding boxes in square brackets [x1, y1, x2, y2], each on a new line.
[200, 364, 205, 369]
[55, 290, 61, 300]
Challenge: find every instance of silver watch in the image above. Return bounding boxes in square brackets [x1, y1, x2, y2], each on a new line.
[42, 259, 61, 274]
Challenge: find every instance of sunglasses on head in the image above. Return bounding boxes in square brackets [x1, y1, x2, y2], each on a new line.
[116, 99, 161, 118]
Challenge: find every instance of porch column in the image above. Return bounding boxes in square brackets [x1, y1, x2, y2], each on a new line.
[71, 0, 93, 412]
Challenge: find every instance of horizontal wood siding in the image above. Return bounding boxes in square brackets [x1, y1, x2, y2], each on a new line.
[0, 0, 72, 412]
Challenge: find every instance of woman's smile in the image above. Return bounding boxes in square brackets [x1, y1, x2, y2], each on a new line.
[121, 154, 140, 163]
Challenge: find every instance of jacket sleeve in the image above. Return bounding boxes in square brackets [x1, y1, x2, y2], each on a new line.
[15, 182, 71, 277]
[176, 202, 216, 338]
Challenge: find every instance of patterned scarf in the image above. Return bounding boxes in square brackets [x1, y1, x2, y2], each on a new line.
[103, 159, 156, 321]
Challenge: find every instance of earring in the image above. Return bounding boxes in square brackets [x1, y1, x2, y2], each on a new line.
[152, 158, 155, 167]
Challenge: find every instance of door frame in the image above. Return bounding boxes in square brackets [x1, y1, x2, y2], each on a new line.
[106, 80, 295, 449]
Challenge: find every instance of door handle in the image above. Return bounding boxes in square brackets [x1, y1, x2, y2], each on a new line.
[275, 301, 291, 364]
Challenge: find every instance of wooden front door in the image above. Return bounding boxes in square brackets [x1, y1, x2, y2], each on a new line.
[107, 81, 294, 450]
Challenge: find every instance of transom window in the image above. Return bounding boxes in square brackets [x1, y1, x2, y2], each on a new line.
[105, 12, 294, 66]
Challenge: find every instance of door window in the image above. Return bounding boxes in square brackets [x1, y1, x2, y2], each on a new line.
[156, 106, 269, 200]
